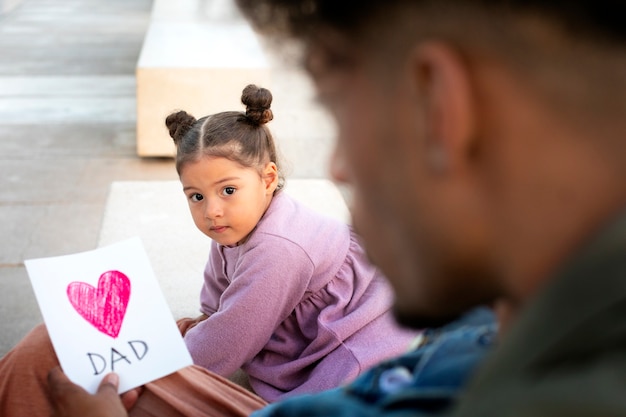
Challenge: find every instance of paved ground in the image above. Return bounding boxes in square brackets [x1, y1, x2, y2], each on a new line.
[0, 0, 178, 355]
[0, 0, 337, 356]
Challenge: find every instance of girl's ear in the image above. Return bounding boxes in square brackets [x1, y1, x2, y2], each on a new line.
[263, 162, 279, 194]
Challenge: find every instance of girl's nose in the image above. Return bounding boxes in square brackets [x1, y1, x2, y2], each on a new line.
[205, 199, 223, 219]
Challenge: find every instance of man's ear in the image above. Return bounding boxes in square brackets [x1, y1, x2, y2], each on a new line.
[263, 162, 279, 194]
[409, 41, 476, 173]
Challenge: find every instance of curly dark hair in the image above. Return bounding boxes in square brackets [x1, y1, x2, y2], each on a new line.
[235, 1, 625, 45]
[165, 84, 284, 192]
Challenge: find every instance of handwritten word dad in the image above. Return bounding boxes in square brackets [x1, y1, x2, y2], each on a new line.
[87, 340, 149, 375]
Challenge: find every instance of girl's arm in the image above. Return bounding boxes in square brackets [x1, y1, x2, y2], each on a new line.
[184, 237, 314, 377]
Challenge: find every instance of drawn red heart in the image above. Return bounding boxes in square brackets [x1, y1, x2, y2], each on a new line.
[67, 270, 131, 339]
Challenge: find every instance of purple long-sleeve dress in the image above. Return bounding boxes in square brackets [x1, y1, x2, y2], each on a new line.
[184, 192, 416, 401]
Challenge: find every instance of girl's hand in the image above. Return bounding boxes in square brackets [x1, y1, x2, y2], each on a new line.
[177, 314, 209, 336]
[48, 368, 135, 417]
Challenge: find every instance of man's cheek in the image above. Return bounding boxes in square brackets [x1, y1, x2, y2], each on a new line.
[350, 195, 381, 241]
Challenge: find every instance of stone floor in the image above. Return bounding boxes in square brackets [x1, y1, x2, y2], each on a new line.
[0, 0, 337, 356]
[0, 0, 177, 356]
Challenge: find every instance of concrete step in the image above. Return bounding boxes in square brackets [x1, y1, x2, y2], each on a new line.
[98, 179, 349, 319]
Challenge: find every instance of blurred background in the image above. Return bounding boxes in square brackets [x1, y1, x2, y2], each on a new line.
[0, 0, 336, 355]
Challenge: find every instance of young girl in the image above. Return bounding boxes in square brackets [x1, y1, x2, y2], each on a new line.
[165, 84, 416, 402]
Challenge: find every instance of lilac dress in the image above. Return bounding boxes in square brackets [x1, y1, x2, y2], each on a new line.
[184, 192, 416, 401]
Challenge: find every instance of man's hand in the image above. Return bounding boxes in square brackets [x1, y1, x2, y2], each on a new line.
[177, 313, 209, 336]
[48, 368, 138, 417]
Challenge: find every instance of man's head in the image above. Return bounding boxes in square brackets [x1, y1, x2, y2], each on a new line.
[237, 1, 626, 327]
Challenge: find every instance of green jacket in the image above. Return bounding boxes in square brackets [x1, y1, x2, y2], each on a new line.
[453, 212, 626, 417]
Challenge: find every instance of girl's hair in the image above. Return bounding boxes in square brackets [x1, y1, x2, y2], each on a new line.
[165, 84, 285, 192]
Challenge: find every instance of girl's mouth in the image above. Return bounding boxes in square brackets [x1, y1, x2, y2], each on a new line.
[210, 226, 228, 234]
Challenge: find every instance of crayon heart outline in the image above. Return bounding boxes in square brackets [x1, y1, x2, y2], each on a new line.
[67, 270, 131, 339]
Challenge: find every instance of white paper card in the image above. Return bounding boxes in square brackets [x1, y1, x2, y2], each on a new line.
[25, 237, 193, 394]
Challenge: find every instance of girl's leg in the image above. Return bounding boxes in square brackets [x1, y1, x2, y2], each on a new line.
[0, 325, 267, 417]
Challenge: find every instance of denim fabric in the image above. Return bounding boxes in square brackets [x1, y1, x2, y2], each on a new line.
[252, 307, 496, 417]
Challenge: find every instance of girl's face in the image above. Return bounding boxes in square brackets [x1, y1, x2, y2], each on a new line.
[179, 156, 278, 246]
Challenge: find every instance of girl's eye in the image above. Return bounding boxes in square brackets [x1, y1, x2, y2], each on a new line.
[222, 187, 236, 196]
[190, 193, 204, 202]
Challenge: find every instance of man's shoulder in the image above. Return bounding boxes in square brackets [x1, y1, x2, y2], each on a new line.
[453, 352, 626, 417]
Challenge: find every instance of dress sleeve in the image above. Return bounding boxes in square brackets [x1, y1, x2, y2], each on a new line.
[184, 235, 315, 377]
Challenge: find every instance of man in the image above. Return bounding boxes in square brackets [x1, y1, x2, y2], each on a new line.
[12, 1, 626, 416]
[231, 1, 626, 415]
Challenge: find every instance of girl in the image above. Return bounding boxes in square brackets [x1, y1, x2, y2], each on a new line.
[165, 84, 416, 402]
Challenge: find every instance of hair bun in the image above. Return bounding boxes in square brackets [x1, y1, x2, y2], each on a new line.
[165, 110, 197, 144]
[241, 84, 273, 125]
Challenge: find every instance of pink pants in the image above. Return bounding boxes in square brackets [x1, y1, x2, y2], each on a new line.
[0, 325, 267, 416]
